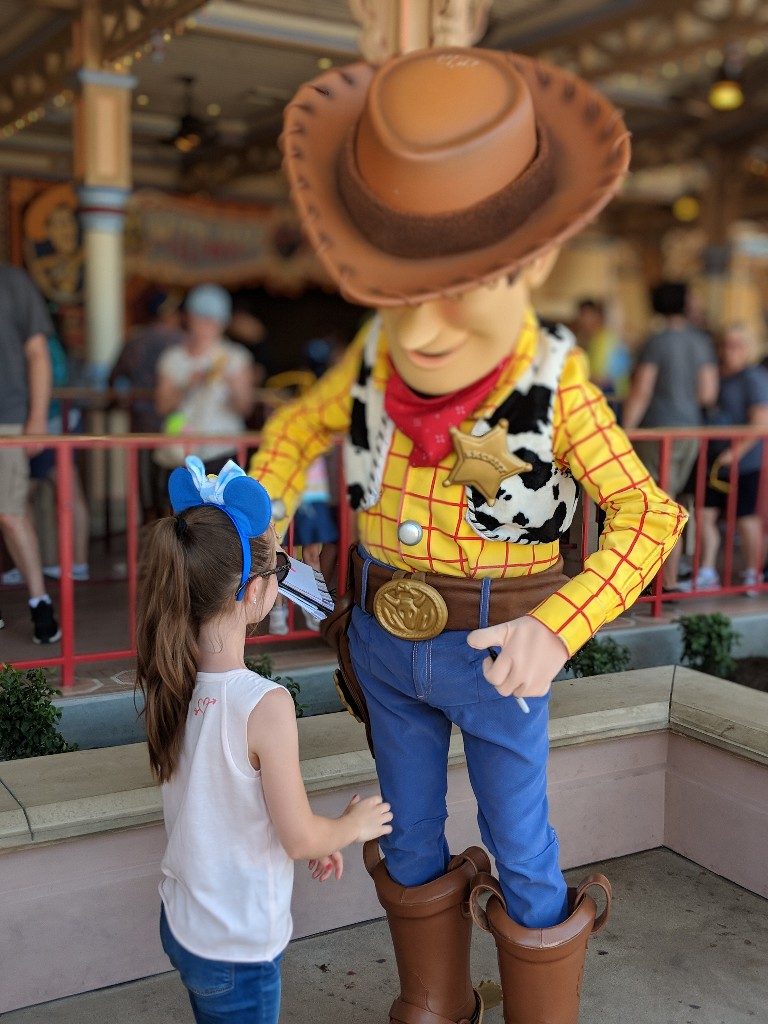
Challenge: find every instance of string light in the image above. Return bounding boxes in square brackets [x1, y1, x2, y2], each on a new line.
[2, 13, 190, 135]
[708, 50, 745, 112]
[709, 76, 744, 111]
[673, 196, 700, 222]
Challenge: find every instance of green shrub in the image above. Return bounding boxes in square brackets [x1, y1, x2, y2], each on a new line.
[676, 613, 739, 679]
[245, 652, 303, 717]
[566, 637, 631, 678]
[0, 664, 77, 760]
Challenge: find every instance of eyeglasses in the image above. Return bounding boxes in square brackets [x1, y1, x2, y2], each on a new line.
[251, 550, 290, 585]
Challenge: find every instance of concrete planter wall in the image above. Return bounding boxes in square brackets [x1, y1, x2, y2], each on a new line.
[53, 612, 768, 751]
[2, 666, 768, 1014]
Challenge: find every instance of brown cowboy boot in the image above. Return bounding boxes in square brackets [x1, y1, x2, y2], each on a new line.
[364, 841, 491, 1024]
[470, 872, 612, 1024]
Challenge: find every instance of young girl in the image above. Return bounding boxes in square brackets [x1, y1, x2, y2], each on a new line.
[136, 458, 392, 1024]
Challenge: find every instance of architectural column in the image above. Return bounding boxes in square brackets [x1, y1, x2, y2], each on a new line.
[74, 62, 135, 383]
[349, 0, 490, 61]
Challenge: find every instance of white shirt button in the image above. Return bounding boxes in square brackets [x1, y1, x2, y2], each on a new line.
[398, 520, 423, 546]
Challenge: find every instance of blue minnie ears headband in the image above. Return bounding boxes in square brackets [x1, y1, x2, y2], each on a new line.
[168, 456, 273, 601]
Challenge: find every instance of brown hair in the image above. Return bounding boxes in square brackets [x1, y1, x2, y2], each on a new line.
[135, 505, 273, 782]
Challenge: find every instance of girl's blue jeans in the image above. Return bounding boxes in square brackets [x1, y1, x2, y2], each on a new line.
[348, 600, 568, 929]
[160, 908, 282, 1024]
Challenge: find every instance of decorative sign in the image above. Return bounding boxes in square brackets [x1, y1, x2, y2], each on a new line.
[124, 190, 329, 291]
[10, 178, 330, 298]
[22, 181, 83, 304]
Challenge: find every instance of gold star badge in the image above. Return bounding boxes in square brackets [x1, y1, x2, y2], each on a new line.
[443, 419, 532, 506]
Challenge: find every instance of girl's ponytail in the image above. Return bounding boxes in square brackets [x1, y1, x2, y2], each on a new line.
[136, 516, 199, 782]
[135, 504, 274, 782]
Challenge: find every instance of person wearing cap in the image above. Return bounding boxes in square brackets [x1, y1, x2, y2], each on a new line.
[111, 289, 185, 521]
[156, 284, 256, 473]
[250, 49, 686, 1024]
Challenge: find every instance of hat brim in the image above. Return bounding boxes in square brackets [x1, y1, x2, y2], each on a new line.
[282, 53, 630, 308]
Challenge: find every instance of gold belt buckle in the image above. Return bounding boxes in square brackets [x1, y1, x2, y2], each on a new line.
[373, 572, 449, 641]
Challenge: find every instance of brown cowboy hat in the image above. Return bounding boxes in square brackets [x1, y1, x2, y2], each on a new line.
[281, 47, 630, 308]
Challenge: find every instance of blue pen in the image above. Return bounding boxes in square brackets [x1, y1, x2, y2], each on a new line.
[487, 647, 530, 713]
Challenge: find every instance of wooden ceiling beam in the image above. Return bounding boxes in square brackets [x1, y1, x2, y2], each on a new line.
[0, 0, 207, 131]
[493, 0, 768, 82]
[30, 0, 79, 10]
[485, 0, 674, 53]
[489, 0, 696, 54]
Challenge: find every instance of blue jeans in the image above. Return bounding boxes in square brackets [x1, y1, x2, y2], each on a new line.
[160, 908, 282, 1024]
[348, 596, 568, 929]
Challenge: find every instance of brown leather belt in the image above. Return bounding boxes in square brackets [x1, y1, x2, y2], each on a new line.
[350, 548, 568, 640]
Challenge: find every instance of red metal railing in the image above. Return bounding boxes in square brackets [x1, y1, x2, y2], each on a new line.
[1, 426, 765, 686]
[584, 426, 768, 618]
[0, 432, 349, 686]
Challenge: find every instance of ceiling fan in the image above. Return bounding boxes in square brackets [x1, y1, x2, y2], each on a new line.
[164, 75, 218, 154]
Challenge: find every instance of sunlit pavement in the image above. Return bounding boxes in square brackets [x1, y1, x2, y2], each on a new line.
[3, 849, 766, 1024]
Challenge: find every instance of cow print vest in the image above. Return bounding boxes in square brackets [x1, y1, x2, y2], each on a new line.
[344, 317, 579, 545]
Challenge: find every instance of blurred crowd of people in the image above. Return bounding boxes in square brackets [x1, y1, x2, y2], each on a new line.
[2, 263, 768, 646]
[0, 268, 344, 642]
[575, 281, 768, 595]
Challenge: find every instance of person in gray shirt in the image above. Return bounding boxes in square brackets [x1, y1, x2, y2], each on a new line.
[623, 282, 719, 589]
[679, 323, 768, 594]
[0, 265, 60, 643]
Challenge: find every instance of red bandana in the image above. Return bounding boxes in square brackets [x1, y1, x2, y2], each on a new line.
[384, 358, 509, 466]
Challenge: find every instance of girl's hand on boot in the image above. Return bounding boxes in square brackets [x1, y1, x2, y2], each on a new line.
[343, 793, 393, 842]
[308, 851, 344, 882]
[467, 616, 569, 699]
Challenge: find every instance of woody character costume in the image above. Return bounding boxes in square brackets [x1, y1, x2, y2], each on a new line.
[250, 48, 686, 1024]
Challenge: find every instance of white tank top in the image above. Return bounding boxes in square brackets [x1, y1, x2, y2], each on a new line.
[159, 669, 294, 962]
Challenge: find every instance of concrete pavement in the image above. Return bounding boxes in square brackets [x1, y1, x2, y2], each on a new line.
[2, 848, 766, 1024]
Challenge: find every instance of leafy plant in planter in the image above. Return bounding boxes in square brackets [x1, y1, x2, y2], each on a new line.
[0, 664, 77, 760]
[676, 613, 740, 679]
[566, 637, 631, 678]
[245, 652, 303, 717]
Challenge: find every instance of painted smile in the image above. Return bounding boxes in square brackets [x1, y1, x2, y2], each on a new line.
[404, 337, 467, 369]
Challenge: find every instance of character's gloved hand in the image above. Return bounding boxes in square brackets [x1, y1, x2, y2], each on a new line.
[467, 616, 569, 699]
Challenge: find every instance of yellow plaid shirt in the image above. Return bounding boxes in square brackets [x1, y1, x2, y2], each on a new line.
[250, 311, 686, 654]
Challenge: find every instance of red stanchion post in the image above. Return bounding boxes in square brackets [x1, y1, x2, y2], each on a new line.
[125, 445, 140, 654]
[690, 434, 707, 589]
[722, 439, 739, 590]
[56, 440, 77, 687]
[652, 434, 673, 618]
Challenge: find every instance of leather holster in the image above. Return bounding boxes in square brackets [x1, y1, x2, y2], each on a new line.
[319, 549, 375, 756]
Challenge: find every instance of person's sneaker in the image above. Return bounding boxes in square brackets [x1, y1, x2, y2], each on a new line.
[1, 567, 23, 585]
[677, 567, 721, 592]
[741, 569, 762, 598]
[44, 564, 90, 582]
[268, 605, 289, 636]
[31, 599, 61, 644]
